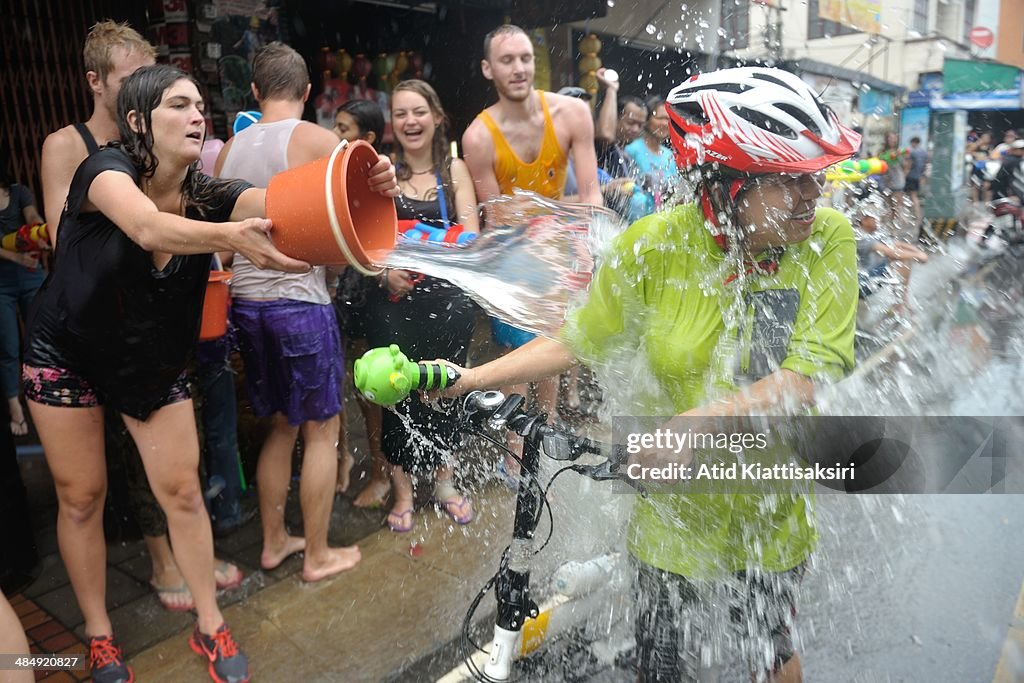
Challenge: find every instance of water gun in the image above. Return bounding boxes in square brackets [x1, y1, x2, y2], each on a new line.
[825, 158, 889, 184]
[1, 223, 50, 252]
[398, 219, 477, 246]
[353, 344, 459, 406]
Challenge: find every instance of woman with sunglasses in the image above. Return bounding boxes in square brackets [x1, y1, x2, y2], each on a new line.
[439, 66, 860, 682]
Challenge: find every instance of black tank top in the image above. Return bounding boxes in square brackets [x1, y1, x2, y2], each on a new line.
[23, 147, 250, 420]
[73, 122, 100, 155]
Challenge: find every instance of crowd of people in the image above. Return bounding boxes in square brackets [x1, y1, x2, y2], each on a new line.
[0, 17, 942, 683]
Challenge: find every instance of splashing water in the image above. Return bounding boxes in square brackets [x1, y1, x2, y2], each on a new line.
[379, 188, 1023, 681]
[373, 190, 625, 339]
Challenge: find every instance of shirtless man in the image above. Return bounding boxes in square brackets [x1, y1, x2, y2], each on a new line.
[462, 24, 601, 480]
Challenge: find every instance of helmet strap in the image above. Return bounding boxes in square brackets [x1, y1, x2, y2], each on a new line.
[699, 178, 781, 283]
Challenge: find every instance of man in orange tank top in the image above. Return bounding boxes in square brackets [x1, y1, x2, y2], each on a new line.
[463, 25, 601, 205]
[462, 24, 602, 483]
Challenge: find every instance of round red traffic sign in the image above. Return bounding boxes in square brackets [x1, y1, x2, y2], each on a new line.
[968, 27, 994, 49]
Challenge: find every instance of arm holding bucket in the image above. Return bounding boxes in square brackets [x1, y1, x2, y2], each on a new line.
[86, 171, 310, 273]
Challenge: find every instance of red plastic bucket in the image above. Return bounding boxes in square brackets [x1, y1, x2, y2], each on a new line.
[265, 139, 397, 273]
[199, 271, 232, 341]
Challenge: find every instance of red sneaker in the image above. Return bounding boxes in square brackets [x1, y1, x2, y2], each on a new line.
[188, 622, 251, 683]
[88, 635, 134, 683]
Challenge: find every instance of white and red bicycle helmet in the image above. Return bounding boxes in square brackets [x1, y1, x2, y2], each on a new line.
[666, 67, 861, 175]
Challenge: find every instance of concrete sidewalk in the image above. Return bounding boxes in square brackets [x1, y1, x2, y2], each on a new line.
[129, 486, 515, 682]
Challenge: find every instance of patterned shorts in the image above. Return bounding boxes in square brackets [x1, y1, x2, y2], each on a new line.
[22, 364, 190, 412]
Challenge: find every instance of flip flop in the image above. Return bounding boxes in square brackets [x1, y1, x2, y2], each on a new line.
[386, 508, 414, 533]
[214, 560, 243, 591]
[438, 495, 474, 525]
[150, 581, 195, 612]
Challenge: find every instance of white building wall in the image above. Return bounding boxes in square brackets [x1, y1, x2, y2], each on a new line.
[733, 0, 971, 92]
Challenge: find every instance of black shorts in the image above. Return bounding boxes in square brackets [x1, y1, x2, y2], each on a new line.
[634, 558, 805, 682]
[904, 177, 920, 192]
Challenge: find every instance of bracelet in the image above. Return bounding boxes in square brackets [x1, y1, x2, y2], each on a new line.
[378, 268, 390, 288]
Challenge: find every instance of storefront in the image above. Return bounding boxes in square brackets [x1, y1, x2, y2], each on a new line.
[907, 60, 1024, 138]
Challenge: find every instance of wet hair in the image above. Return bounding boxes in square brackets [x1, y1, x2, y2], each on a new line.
[483, 24, 529, 61]
[910, 136, 921, 145]
[252, 42, 309, 101]
[391, 79, 453, 198]
[83, 20, 155, 84]
[336, 100, 385, 152]
[618, 95, 648, 118]
[117, 64, 248, 218]
[645, 96, 667, 119]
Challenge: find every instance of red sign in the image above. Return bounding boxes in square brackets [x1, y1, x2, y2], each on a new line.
[968, 27, 994, 49]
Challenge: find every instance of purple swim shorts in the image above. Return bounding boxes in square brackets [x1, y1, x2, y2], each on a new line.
[231, 299, 343, 425]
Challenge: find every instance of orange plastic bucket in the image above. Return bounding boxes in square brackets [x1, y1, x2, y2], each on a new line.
[265, 139, 397, 273]
[199, 271, 232, 341]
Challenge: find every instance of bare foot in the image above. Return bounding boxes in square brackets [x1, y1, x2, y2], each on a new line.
[335, 449, 355, 494]
[8, 399, 27, 436]
[214, 560, 243, 590]
[301, 546, 361, 582]
[352, 477, 391, 508]
[260, 535, 306, 571]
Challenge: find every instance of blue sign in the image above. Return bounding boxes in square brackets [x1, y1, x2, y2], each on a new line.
[909, 71, 1024, 111]
[900, 107, 930, 148]
[859, 89, 894, 116]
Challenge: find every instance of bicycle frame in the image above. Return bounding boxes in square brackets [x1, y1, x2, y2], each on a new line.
[456, 390, 630, 682]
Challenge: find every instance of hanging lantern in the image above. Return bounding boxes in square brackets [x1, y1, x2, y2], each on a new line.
[577, 34, 602, 105]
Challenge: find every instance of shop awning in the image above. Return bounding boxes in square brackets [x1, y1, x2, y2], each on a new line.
[908, 58, 1024, 111]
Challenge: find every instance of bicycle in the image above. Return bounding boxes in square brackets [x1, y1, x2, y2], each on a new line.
[448, 389, 639, 682]
[352, 344, 639, 681]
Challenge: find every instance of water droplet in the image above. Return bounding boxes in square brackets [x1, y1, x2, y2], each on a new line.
[607, 0, 615, 7]
[698, 19, 710, 28]
[674, 30, 684, 43]
[645, 23, 657, 34]
[656, 30, 665, 40]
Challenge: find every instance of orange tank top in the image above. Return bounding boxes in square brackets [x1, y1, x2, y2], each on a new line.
[477, 91, 568, 199]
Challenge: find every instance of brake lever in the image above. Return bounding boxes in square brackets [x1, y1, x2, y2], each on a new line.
[572, 445, 647, 495]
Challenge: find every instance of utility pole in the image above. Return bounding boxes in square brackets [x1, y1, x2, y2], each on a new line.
[760, 0, 786, 64]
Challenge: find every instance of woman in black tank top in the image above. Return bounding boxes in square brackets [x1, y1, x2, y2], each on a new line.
[362, 80, 481, 533]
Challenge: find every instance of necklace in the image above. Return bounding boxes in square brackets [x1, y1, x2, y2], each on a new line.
[408, 167, 435, 175]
